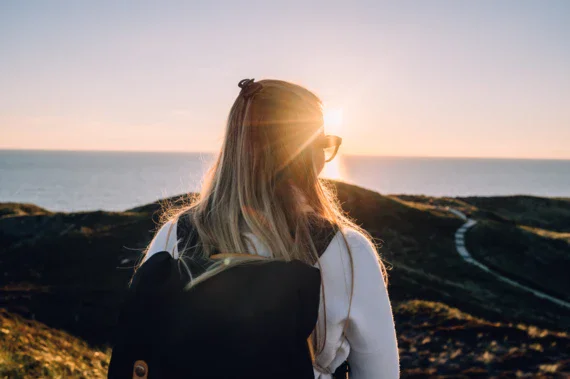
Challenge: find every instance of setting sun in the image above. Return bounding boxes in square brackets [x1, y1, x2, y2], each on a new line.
[323, 108, 343, 135]
[321, 107, 345, 180]
[321, 155, 344, 180]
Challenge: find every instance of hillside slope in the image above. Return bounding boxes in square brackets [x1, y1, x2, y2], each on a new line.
[0, 309, 109, 378]
[2, 301, 568, 378]
[1, 181, 569, 377]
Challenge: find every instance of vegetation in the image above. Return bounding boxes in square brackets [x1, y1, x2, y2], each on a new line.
[2, 300, 568, 378]
[396, 300, 570, 377]
[0, 309, 109, 379]
[1, 181, 569, 377]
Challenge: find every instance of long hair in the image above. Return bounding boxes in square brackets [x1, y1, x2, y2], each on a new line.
[146, 79, 386, 369]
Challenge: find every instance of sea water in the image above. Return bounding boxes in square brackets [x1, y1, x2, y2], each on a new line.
[1, 149, 568, 212]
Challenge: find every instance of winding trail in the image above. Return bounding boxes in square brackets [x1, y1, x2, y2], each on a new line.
[447, 207, 570, 310]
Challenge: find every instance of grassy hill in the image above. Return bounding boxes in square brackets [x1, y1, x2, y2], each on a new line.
[0, 309, 109, 378]
[394, 192, 570, 312]
[2, 300, 568, 378]
[337, 184, 570, 330]
[1, 181, 569, 377]
[395, 300, 570, 377]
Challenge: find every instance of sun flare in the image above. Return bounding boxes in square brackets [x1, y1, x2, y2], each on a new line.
[321, 107, 344, 180]
[323, 108, 343, 135]
[321, 156, 343, 180]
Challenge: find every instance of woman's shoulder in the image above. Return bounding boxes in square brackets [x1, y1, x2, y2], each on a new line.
[323, 226, 382, 271]
[340, 226, 374, 245]
[142, 218, 180, 263]
[330, 226, 377, 254]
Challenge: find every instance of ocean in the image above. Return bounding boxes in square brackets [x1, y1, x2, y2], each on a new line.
[1, 149, 568, 213]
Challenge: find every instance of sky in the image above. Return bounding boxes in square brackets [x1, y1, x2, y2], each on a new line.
[1, 0, 569, 159]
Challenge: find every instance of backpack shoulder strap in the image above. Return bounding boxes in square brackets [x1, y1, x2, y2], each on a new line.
[176, 211, 338, 253]
[176, 212, 199, 253]
[308, 217, 338, 264]
[176, 212, 214, 278]
[176, 213, 338, 262]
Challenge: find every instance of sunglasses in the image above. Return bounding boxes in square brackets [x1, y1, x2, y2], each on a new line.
[315, 135, 342, 162]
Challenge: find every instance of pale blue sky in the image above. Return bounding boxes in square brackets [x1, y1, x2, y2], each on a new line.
[1, 0, 569, 158]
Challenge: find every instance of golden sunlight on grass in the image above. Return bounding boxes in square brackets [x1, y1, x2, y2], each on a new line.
[519, 225, 570, 243]
[0, 309, 110, 378]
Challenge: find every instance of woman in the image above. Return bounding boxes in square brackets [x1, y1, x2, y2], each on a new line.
[139, 79, 399, 378]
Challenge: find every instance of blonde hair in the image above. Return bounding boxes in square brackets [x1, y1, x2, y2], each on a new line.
[144, 79, 386, 371]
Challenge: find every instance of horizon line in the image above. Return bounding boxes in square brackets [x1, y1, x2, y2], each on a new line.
[1, 147, 569, 162]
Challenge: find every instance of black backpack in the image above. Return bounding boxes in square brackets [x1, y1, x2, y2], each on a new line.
[107, 215, 350, 378]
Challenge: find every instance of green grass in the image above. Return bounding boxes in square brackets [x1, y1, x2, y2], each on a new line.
[2, 181, 570, 377]
[335, 182, 570, 330]
[396, 300, 570, 378]
[466, 219, 570, 300]
[2, 301, 568, 378]
[0, 309, 109, 379]
[459, 195, 570, 232]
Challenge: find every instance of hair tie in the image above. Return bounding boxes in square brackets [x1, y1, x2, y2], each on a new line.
[238, 78, 263, 99]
